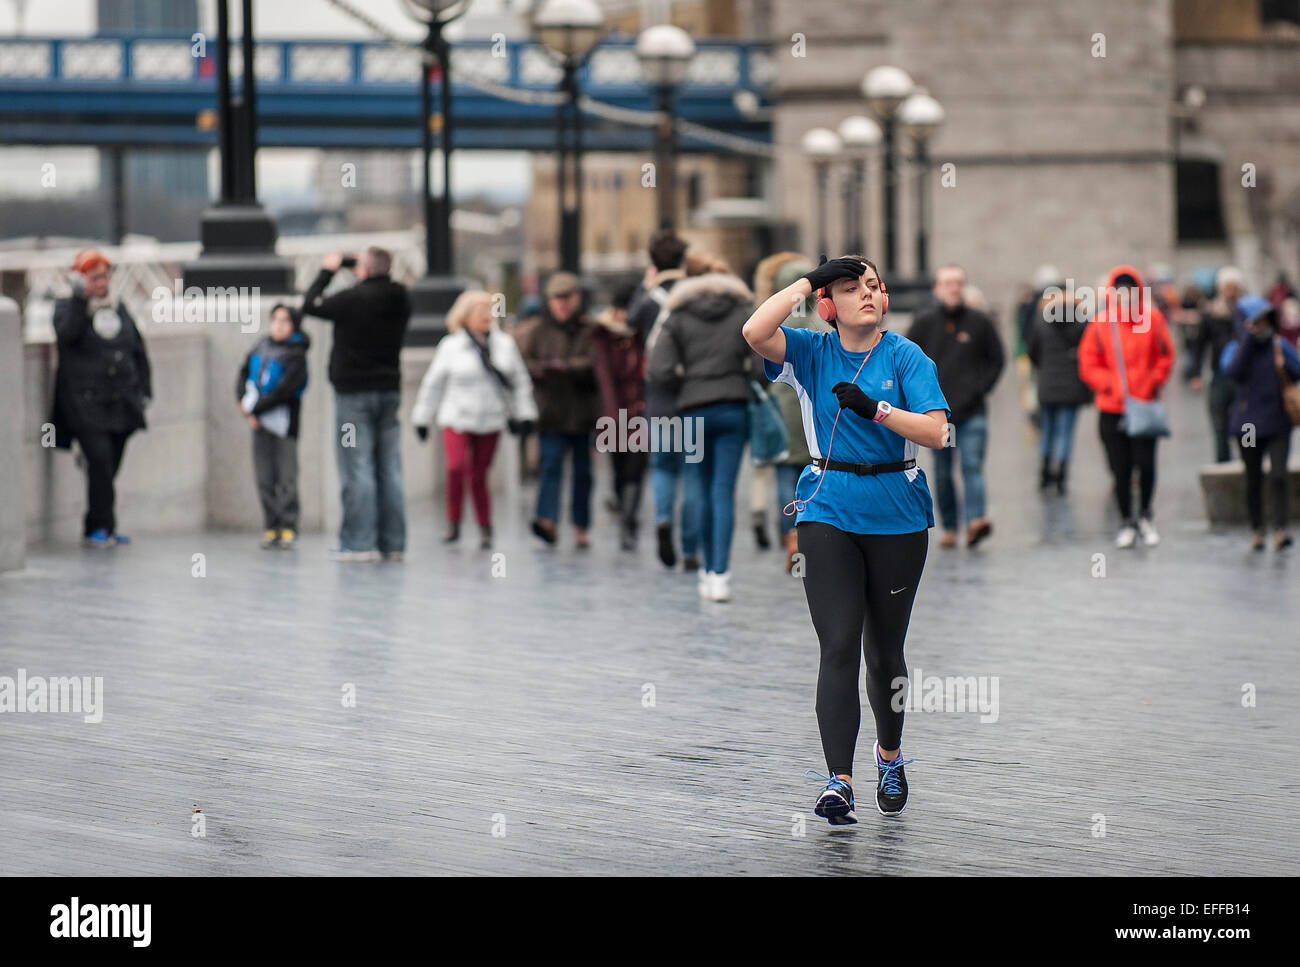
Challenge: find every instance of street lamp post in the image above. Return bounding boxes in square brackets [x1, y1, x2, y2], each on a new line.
[801, 128, 842, 257]
[403, 0, 469, 346]
[862, 66, 914, 274]
[837, 115, 882, 256]
[636, 24, 695, 231]
[533, 0, 606, 275]
[183, 0, 293, 293]
[899, 90, 945, 278]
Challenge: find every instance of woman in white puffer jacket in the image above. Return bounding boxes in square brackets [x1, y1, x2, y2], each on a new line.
[412, 290, 538, 548]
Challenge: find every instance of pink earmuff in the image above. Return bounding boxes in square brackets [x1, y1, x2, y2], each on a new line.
[817, 281, 888, 324]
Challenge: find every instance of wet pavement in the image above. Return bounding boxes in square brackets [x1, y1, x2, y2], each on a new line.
[2, 371, 1296, 875]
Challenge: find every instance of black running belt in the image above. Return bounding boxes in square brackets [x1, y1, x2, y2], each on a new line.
[811, 457, 917, 476]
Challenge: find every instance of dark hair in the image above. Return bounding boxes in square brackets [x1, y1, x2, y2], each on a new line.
[824, 254, 883, 330]
[648, 229, 688, 272]
[270, 303, 301, 329]
[610, 277, 639, 311]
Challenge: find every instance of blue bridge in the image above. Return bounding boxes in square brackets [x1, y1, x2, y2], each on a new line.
[0, 34, 774, 152]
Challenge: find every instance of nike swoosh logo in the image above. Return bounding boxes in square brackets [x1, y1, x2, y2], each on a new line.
[890, 587, 907, 595]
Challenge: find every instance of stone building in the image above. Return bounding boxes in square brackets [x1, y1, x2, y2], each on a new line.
[771, 0, 1300, 316]
[526, 0, 1299, 314]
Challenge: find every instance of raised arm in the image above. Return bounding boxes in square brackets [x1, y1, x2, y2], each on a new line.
[741, 281, 800, 364]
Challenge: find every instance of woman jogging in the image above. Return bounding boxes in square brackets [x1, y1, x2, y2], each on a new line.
[743, 255, 949, 822]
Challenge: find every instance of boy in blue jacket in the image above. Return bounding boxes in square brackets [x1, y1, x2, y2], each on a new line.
[237, 304, 310, 548]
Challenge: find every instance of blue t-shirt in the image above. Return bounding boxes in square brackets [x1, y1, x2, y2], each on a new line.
[764, 326, 950, 535]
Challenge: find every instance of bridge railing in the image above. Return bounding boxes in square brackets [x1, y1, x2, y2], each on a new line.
[0, 35, 774, 94]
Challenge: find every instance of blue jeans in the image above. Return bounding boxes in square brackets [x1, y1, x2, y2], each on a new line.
[682, 402, 749, 574]
[536, 431, 592, 529]
[933, 412, 988, 532]
[335, 389, 406, 553]
[776, 462, 805, 535]
[650, 444, 700, 557]
[1038, 405, 1079, 464]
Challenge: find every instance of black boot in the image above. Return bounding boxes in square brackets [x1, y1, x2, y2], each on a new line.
[619, 482, 641, 551]
[1055, 459, 1068, 495]
[443, 520, 460, 543]
[479, 524, 492, 549]
[753, 510, 771, 550]
[656, 522, 677, 567]
[1039, 455, 1052, 490]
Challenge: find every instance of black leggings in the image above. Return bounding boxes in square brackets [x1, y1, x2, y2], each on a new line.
[1098, 412, 1157, 522]
[797, 522, 928, 777]
[1239, 432, 1291, 531]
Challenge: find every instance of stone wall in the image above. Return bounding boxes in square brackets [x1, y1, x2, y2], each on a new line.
[15, 311, 519, 556]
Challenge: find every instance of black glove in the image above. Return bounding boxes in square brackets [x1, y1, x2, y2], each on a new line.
[415, 425, 429, 443]
[802, 255, 869, 294]
[831, 381, 879, 421]
[508, 419, 535, 437]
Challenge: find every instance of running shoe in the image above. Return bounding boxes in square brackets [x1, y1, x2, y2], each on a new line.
[109, 532, 131, 545]
[278, 528, 297, 549]
[261, 529, 280, 550]
[1115, 523, 1138, 549]
[805, 770, 857, 825]
[709, 571, 731, 602]
[1275, 532, 1292, 551]
[83, 529, 114, 548]
[1137, 516, 1160, 547]
[330, 548, 380, 562]
[698, 569, 714, 599]
[873, 741, 914, 817]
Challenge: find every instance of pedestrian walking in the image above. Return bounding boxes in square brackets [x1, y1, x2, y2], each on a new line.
[411, 289, 537, 550]
[751, 251, 829, 571]
[1186, 266, 1244, 463]
[744, 255, 949, 821]
[1078, 264, 1176, 548]
[1221, 298, 1300, 550]
[627, 229, 696, 569]
[648, 262, 756, 602]
[517, 271, 599, 549]
[1025, 280, 1092, 494]
[908, 264, 1005, 548]
[592, 279, 648, 551]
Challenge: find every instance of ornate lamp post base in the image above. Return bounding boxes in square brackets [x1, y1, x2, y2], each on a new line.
[183, 205, 294, 293]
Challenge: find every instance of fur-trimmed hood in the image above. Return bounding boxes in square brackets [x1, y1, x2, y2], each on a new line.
[664, 272, 755, 317]
[752, 251, 811, 304]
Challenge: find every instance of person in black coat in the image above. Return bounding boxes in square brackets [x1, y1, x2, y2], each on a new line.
[301, 246, 411, 561]
[50, 250, 152, 547]
[907, 265, 1005, 548]
[1025, 283, 1093, 493]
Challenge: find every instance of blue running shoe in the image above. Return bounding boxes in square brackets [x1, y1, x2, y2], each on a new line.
[805, 770, 857, 825]
[873, 742, 915, 816]
[83, 529, 114, 548]
[110, 532, 131, 545]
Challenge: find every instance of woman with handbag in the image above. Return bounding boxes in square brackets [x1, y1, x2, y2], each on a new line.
[411, 289, 538, 549]
[744, 255, 949, 822]
[1221, 298, 1300, 550]
[1079, 265, 1175, 549]
[751, 252, 829, 570]
[647, 265, 757, 602]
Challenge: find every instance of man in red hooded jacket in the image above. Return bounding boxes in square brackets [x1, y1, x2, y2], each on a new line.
[1079, 265, 1175, 548]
